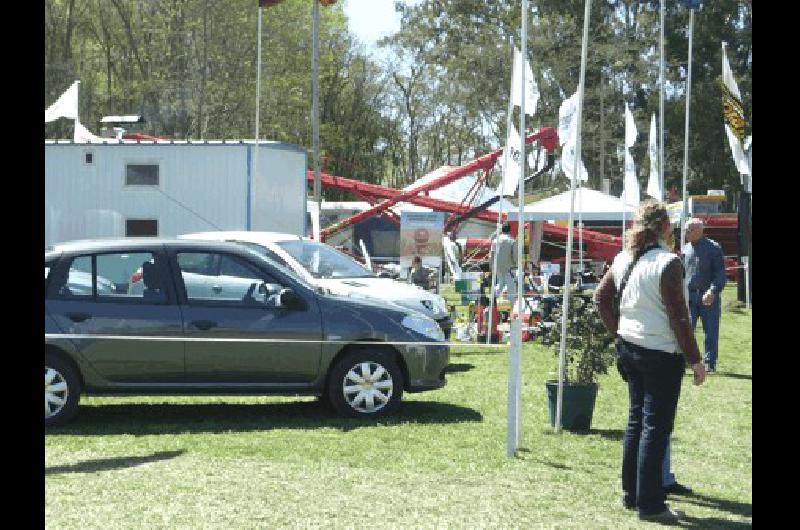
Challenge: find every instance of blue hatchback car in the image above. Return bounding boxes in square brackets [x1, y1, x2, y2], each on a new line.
[45, 239, 449, 426]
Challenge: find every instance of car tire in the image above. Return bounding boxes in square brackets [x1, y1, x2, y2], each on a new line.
[45, 353, 81, 427]
[327, 349, 403, 419]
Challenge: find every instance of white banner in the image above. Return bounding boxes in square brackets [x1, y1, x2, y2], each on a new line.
[646, 113, 662, 199]
[557, 91, 579, 147]
[624, 102, 638, 148]
[561, 136, 588, 182]
[721, 42, 751, 177]
[501, 124, 523, 196]
[45, 81, 79, 123]
[621, 103, 640, 207]
[73, 119, 103, 143]
[511, 47, 539, 117]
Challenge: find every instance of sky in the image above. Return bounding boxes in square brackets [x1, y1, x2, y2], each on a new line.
[343, 0, 421, 47]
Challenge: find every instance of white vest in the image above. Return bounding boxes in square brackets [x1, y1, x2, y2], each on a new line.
[610, 246, 687, 354]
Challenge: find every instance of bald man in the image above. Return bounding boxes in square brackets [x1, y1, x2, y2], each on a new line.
[682, 218, 726, 372]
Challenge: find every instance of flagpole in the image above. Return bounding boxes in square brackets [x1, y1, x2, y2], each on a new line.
[557, 0, 591, 433]
[312, 0, 322, 241]
[659, 0, 666, 201]
[252, 5, 263, 231]
[681, 7, 694, 247]
[488, 35, 515, 347]
[507, 0, 527, 458]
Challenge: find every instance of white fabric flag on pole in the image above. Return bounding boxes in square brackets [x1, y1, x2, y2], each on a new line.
[558, 91, 587, 182]
[501, 124, 523, 196]
[624, 102, 638, 148]
[557, 91, 579, 147]
[721, 42, 751, 176]
[45, 81, 80, 123]
[621, 103, 640, 207]
[511, 47, 539, 117]
[646, 113, 662, 199]
[561, 136, 589, 182]
[73, 119, 103, 143]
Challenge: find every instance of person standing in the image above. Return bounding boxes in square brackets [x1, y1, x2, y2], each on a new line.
[594, 200, 706, 524]
[682, 217, 727, 372]
[409, 255, 430, 289]
[491, 223, 518, 303]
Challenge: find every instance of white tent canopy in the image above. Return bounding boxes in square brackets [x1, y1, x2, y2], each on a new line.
[506, 187, 635, 222]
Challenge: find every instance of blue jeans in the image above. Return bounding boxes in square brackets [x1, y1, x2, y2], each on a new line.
[662, 436, 676, 487]
[617, 338, 685, 516]
[688, 291, 721, 369]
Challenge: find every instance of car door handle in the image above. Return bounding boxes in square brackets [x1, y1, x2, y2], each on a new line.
[211, 285, 222, 294]
[190, 319, 218, 330]
[65, 312, 91, 323]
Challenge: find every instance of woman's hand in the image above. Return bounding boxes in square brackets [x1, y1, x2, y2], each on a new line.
[691, 362, 706, 385]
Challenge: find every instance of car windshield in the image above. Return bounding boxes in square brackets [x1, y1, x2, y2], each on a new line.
[276, 240, 375, 279]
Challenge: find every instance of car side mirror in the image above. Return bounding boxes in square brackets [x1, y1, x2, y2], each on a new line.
[279, 288, 305, 310]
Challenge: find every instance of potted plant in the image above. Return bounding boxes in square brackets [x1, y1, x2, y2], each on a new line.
[543, 293, 616, 432]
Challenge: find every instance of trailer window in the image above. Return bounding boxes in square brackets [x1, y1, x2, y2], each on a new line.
[126, 164, 159, 186]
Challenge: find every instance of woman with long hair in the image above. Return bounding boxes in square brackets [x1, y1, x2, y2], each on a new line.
[594, 199, 706, 524]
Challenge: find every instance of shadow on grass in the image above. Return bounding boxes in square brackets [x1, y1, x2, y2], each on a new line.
[444, 363, 475, 374]
[676, 491, 752, 519]
[714, 372, 752, 381]
[45, 449, 185, 476]
[515, 449, 571, 469]
[678, 516, 752, 529]
[587, 428, 625, 441]
[46, 400, 482, 436]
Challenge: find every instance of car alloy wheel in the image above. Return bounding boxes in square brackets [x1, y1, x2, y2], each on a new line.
[342, 361, 394, 414]
[45, 353, 81, 426]
[45, 366, 69, 420]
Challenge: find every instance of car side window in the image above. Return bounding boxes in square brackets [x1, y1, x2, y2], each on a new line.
[50, 255, 94, 299]
[237, 242, 291, 269]
[176, 252, 285, 308]
[98, 252, 168, 304]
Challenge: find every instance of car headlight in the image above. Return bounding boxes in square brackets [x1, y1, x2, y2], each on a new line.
[402, 314, 445, 341]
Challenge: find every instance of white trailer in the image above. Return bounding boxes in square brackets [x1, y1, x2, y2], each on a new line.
[45, 140, 307, 247]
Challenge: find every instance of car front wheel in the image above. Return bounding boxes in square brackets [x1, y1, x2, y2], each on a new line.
[45, 353, 81, 427]
[328, 349, 403, 418]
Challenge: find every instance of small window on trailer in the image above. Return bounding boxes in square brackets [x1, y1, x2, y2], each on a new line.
[126, 219, 158, 237]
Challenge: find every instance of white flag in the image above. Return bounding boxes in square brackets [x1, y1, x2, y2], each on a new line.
[74, 119, 103, 143]
[621, 103, 639, 207]
[557, 91, 579, 147]
[721, 42, 751, 176]
[646, 113, 662, 199]
[45, 81, 80, 123]
[561, 136, 588, 182]
[624, 103, 638, 148]
[501, 124, 523, 196]
[511, 47, 539, 117]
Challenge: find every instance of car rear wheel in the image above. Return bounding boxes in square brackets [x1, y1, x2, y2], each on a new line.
[45, 353, 81, 427]
[328, 349, 403, 418]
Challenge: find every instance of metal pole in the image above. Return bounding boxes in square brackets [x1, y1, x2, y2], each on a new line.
[253, 6, 262, 231]
[508, 0, 527, 458]
[557, 0, 591, 433]
[681, 9, 694, 249]
[743, 256, 750, 310]
[489, 36, 515, 347]
[659, 0, 665, 201]
[312, 0, 322, 240]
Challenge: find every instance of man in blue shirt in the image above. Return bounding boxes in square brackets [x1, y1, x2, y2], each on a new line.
[682, 218, 727, 372]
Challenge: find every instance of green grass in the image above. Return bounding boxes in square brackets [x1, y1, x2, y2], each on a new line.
[45, 285, 751, 528]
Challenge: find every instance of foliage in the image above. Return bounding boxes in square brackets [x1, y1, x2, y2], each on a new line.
[45, 0, 752, 207]
[544, 293, 616, 385]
